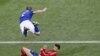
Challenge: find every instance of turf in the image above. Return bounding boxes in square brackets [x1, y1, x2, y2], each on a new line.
[0, 0, 100, 41]
[0, 0, 100, 56]
[0, 44, 100, 56]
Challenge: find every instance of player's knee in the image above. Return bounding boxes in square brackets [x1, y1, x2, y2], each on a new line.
[21, 47, 27, 56]
[21, 47, 25, 53]
[21, 47, 25, 50]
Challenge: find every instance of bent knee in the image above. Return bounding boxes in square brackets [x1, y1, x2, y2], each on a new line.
[21, 47, 25, 51]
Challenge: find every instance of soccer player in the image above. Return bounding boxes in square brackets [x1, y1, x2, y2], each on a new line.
[19, 7, 47, 37]
[21, 44, 60, 56]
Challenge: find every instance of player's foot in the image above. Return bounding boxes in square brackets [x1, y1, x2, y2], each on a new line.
[34, 32, 40, 36]
[23, 27, 29, 37]
[32, 21, 39, 26]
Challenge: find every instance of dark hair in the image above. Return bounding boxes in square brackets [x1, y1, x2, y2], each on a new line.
[55, 44, 60, 50]
[26, 6, 32, 10]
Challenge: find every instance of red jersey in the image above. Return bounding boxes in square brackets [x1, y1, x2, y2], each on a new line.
[40, 48, 57, 56]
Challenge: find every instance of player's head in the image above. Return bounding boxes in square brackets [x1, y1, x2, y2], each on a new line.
[53, 44, 60, 51]
[26, 6, 32, 10]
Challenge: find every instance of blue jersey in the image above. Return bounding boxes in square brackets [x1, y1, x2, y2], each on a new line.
[20, 10, 35, 23]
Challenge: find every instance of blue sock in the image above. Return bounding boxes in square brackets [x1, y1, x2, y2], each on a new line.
[34, 25, 39, 32]
[23, 28, 28, 37]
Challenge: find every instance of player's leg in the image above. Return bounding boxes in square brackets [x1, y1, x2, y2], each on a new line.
[34, 25, 40, 36]
[23, 27, 29, 37]
[25, 20, 40, 36]
[32, 21, 40, 36]
[20, 21, 29, 37]
[21, 47, 27, 56]
[21, 47, 33, 56]
[27, 21, 35, 34]
[30, 51, 38, 56]
[20, 23, 27, 37]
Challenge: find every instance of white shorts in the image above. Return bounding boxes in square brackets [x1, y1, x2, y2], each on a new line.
[20, 20, 35, 34]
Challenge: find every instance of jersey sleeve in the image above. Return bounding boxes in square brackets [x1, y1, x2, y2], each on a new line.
[40, 48, 57, 56]
[49, 52, 56, 56]
[40, 48, 48, 56]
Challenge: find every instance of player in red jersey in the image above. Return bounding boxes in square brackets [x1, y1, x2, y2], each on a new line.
[39, 44, 60, 56]
[21, 44, 60, 56]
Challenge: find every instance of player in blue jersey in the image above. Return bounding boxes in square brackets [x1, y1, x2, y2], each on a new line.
[19, 7, 47, 37]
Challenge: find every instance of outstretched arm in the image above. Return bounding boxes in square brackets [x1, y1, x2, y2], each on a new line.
[33, 7, 47, 13]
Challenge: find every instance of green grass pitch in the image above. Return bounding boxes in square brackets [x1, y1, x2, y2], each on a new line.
[0, 0, 100, 56]
[0, 44, 100, 56]
[0, 0, 100, 41]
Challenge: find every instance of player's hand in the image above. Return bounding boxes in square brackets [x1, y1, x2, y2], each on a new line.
[42, 7, 47, 12]
[43, 45, 47, 49]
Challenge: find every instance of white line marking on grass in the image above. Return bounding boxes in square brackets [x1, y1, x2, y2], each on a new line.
[0, 41, 100, 44]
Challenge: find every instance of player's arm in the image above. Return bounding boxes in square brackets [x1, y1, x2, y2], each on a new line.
[33, 7, 47, 13]
[41, 50, 56, 56]
[43, 45, 48, 49]
[40, 45, 48, 51]
[49, 52, 56, 56]
[41, 45, 56, 56]
[39, 45, 48, 56]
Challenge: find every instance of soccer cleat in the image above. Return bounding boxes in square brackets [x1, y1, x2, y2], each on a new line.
[32, 21, 39, 26]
